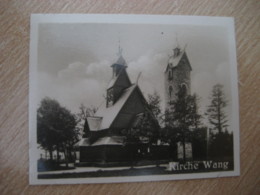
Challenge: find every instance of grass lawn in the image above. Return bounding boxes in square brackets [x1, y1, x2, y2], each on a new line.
[38, 160, 234, 179]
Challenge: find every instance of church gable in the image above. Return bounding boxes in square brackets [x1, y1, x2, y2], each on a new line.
[178, 52, 192, 71]
[110, 69, 131, 90]
[111, 87, 146, 129]
[165, 47, 192, 110]
[107, 69, 132, 107]
[165, 51, 191, 72]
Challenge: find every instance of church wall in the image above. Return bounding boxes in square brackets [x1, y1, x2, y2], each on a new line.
[113, 70, 131, 102]
[112, 113, 134, 129]
[165, 54, 191, 109]
[122, 89, 145, 114]
[80, 146, 106, 162]
[79, 145, 137, 163]
[79, 144, 174, 163]
[112, 89, 145, 129]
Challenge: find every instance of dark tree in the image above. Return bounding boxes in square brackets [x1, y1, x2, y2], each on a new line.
[128, 92, 161, 144]
[206, 84, 228, 133]
[190, 93, 202, 129]
[192, 127, 207, 160]
[147, 91, 162, 123]
[209, 129, 233, 159]
[165, 87, 202, 161]
[133, 112, 159, 143]
[37, 97, 78, 164]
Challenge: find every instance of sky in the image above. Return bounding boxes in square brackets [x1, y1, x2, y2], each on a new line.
[37, 22, 233, 127]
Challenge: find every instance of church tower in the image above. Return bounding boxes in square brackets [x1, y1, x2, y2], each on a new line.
[164, 46, 192, 110]
[106, 45, 131, 107]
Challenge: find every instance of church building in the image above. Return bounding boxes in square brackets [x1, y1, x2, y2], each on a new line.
[76, 46, 159, 163]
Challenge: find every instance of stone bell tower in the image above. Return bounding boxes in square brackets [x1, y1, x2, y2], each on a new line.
[164, 45, 193, 160]
[164, 46, 192, 110]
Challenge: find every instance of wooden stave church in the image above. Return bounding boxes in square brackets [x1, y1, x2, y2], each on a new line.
[76, 49, 161, 164]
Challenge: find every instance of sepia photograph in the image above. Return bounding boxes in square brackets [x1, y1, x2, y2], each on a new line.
[29, 14, 240, 184]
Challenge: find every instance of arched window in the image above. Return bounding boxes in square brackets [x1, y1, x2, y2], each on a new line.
[180, 83, 187, 96]
[169, 86, 173, 97]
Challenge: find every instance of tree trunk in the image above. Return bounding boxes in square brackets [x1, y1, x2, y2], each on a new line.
[56, 145, 60, 163]
[49, 149, 53, 160]
[63, 144, 69, 168]
[68, 147, 73, 162]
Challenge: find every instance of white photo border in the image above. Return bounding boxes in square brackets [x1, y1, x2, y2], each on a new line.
[29, 14, 240, 185]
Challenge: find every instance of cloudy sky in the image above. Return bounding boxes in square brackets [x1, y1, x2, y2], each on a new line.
[37, 22, 233, 126]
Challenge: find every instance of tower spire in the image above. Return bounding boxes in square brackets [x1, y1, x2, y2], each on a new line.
[111, 37, 127, 78]
[117, 37, 123, 57]
[175, 32, 180, 47]
[172, 33, 181, 57]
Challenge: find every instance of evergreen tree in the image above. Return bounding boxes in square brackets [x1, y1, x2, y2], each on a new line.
[209, 129, 233, 159]
[130, 92, 161, 144]
[190, 94, 202, 129]
[206, 84, 228, 133]
[147, 91, 162, 122]
[165, 86, 202, 160]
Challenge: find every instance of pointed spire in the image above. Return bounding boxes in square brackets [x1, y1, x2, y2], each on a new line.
[114, 37, 126, 66]
[183, 43, 188, 51]
[117, 37, 123, 57]
[172, 33, 181, 57]
[175, 32, 180, 48]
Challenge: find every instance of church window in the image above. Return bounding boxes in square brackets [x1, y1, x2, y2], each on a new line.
[180, 83, 187, 96]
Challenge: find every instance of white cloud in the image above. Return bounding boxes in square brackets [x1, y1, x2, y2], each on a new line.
[38, 55, 232, 129]
[38, 60, 112, 113]
[128, 52, 167, 110]
[191, 62, 232, 126]
[57, 62, 87, 80]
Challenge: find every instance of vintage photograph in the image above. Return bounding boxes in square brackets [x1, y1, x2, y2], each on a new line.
[29, 14, 240, 184]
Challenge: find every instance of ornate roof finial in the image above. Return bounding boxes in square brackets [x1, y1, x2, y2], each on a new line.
[117, 37, 123, 57]
[172, 33, 181, 57]
[114, 36, 127, 66]
[175, 32, 180, 48]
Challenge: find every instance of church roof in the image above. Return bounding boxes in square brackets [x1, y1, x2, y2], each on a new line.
[75, 136, 126, 147]
[115, 55, 127, 66]
[107, 68, 131, 89]
[89, 84, 137, 131]
[107, 75, 118, 89]
[169, 50, 184, 67]
[111, 55, 127, 68]
[164, 50, 192, 72]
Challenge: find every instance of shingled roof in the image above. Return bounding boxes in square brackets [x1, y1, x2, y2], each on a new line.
[75, 136, 126, 147]
[87, 84, 137, 131]
[164, 49, 192, 72]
